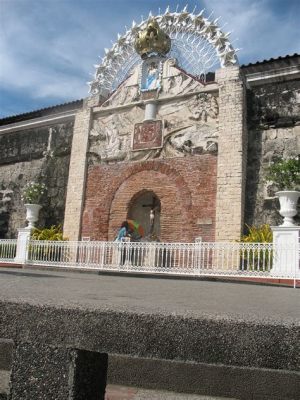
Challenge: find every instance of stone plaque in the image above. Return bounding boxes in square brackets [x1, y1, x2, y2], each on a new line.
[132, 120, 163, 151]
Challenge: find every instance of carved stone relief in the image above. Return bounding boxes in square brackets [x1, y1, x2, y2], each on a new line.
[158, 93, 219, 157]
[188, 93, 219, 122]
[161, 58, 206, 96]
[165, 124, 218, 156]
[89, 92, 219, 164]
[101, 60, 209, 108]
[89, 118, 128, 163]
[89, 59, 219, 165]
[89, 107, 144, 163]
[102, 83, 140, 108]
[162, 74, 204, 96]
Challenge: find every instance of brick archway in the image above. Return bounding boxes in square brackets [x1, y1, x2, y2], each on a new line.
[81, 155, 217, 242]
[108, 169, 192, 242]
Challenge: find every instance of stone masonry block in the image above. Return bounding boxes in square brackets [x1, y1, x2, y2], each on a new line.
[215, 66, 247, 241]
[64, 108, 92, 240]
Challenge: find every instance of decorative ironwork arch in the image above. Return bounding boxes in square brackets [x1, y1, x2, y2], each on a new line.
[89, 6, 238, 96]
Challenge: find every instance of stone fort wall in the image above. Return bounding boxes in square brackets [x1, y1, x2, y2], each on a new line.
[0, 122, 74, 238]
[245, 78, 300, 228]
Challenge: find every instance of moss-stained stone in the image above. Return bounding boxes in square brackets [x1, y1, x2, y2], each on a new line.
[245, 79, 300, 230]
[0, 122, 74, 238]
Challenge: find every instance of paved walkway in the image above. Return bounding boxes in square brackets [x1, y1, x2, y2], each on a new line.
[0, 267, 298, 323]
[0, 267, 299, 399]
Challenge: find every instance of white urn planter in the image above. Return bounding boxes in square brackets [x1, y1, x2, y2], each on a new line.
[275, 191, 300, 227]
[25, 204, 42, 229]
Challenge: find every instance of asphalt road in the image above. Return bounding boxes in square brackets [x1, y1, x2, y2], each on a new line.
[0, 267, 299, 324]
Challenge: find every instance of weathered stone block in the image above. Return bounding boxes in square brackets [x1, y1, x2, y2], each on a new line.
[0, 121, 74, 237]
[215, 66, 247, 241]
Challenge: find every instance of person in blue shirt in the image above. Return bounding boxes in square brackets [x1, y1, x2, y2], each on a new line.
[115, 221, 131, 265]
[115, 221, 129, 242]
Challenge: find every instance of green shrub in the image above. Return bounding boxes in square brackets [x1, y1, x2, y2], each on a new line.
[265, 155, 300, 190]
[22, 181, 47, 204]
[30, 225, 69, 262]
[238, 224, 273, 271]
[31, 225, 67, 241]
[240, 224, 272, 243]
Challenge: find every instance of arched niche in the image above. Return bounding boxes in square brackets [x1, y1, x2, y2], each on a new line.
[128, 190, 161, 239]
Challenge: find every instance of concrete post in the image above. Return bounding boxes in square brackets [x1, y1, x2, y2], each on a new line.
[14, 228, 31, 264]
[215, 66, 247, 242]
[63, 105, 92, 241]
[271, 226, 300, 279]
[9, 343, 108, 400]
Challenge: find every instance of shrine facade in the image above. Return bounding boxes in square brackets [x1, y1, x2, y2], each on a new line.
[0, 9, 299, 242]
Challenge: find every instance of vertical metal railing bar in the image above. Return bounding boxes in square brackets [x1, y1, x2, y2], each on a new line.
[0, 239, 17, 262]
[174, 245, 178, 271]
[241, 247, 245, 271]
[186, 246, 191, 271]
[294, 240, 299, 288]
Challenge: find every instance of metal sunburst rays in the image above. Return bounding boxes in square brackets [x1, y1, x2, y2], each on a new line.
[88, 5, 239, 96]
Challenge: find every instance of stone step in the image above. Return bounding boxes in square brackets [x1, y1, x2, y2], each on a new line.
[0, 370, 10, 398]
[105, 385, 235, 400]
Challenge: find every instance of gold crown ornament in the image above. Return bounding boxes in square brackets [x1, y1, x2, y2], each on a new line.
[134, 19, 171, 58]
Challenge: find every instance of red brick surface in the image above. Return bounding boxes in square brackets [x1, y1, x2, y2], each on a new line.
[81, 155, 217, 242]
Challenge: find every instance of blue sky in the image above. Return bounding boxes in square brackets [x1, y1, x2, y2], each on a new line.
[0, 0, 299, 118]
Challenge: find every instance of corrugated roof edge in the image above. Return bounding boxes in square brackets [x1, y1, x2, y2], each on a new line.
[241, 53, 299, 68]
[0, 99, 84, 126]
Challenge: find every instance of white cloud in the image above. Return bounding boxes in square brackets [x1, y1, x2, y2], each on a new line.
[0, 0, 115, 101]
[0, 0, 299, 116]
[202, 0, 300, 63]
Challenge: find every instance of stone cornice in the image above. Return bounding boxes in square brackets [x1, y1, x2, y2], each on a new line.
[0, 110, 78, 134]
[92, 83, 219, 115]
[245, 65, 300, 86]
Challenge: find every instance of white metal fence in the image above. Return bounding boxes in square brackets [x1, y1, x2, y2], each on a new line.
[25, 240, 299, 280]
[1, 239, 299, 283]
[0, 239, 17, 263]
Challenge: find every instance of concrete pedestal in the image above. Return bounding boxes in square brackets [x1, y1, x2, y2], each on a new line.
[271, 226, 300, 278]
[144, 101, 157, 121]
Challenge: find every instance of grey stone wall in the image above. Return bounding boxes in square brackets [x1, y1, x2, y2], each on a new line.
[245, 79, 300, 229]
[0, 122, 74, 238]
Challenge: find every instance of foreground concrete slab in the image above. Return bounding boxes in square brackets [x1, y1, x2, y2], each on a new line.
[0, 268, 299, 399]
